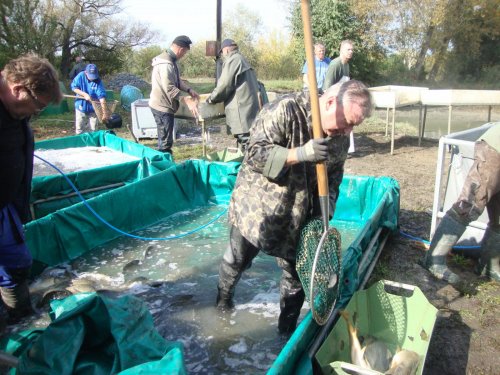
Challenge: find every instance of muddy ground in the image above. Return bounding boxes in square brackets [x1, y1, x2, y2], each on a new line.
[26, 114, 499, 374]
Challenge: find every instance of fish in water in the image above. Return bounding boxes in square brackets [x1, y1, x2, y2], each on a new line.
[339, 310, 392, 372]
[122, 259, 142, 273]
[385, 349, 419, 375]
[29, 266, 155, 308]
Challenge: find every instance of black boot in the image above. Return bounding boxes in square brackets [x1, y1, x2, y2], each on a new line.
[1, 280, 34, 324]
[423, 212, 466, 284]
[277, 258, 305, 334]
[216, 286, 235, 310]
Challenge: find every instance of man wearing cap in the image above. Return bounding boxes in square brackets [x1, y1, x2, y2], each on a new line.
[149, 35, 200, 155]
[206, 38, 260, 151]
[70, 63, 109, 134]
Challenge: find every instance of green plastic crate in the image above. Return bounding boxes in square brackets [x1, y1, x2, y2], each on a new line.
[316, 280, 437, 375]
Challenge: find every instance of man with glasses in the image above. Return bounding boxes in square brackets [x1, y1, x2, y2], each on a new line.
[215, 80, 372, 334]
[0, 53, 62, 324]
[71, 63, 110, 134]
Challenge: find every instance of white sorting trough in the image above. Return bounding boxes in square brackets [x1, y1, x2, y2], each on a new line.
[369, 86, 429, 154]
[421, 89, 500, 139]
[131, 95, 225, 155]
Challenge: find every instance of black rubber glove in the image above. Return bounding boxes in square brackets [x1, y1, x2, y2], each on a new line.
[296, 138, 329, 163]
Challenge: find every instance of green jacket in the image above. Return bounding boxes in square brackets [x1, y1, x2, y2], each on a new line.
[322, 56, 350, 91]
[208, 50, 260, 135]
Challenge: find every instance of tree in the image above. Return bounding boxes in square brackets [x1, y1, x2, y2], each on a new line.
[351, 0, 500, 84]
[0, 0, 158, 77]
[255, 31, 301, 80]
[221, 4, 263, 69]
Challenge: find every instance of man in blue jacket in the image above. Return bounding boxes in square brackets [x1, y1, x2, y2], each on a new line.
[71, 64, 109, 134]
[0, 54, 62, 324]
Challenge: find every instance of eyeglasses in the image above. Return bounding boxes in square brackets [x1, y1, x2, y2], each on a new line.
[25, 89, 49, 114]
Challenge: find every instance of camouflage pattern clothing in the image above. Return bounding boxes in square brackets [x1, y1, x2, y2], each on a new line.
[228, 91, 350, 262]
[452, 124, 500, 228]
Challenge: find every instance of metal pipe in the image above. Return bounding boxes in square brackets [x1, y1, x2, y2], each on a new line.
[32, 182, 125, 206]
[216, 0, 222, 82]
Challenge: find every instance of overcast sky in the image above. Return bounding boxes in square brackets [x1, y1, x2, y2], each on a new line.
[121, 0, 291, 45]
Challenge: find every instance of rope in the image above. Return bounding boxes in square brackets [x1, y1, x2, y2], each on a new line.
[34, 154, 228, 241]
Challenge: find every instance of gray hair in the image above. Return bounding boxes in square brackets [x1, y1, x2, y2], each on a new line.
[324, 80, 373, 118]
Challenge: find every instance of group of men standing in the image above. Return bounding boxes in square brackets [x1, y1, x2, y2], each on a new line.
[149, 36, 260, 154]
[302, 40, 354, 94]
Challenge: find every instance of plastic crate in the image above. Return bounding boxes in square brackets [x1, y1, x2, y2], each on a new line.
[315, 280, 437, 375]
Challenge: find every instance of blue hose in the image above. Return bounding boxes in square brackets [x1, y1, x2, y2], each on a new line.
[34, 154, 228, 241]
[399, 230, 481, 250]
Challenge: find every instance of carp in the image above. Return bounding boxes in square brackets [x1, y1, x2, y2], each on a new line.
[385, 349, 419, 375]
[340, 310, 392, 372]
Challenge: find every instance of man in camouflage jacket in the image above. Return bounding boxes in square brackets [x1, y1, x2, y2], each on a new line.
[217, 80, 373, 334]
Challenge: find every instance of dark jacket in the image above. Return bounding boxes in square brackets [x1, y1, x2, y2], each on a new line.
[0, 102, 34, 223]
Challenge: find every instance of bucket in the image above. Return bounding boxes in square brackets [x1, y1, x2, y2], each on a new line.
[315, 280, 437, 375]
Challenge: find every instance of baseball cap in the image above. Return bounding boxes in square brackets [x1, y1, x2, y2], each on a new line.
[220, 38, 237, 53]
[173, 35, 192, 49]
[85, 64, 99, 80]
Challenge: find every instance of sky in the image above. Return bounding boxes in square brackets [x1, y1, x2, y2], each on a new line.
[121, 0, 291, 45]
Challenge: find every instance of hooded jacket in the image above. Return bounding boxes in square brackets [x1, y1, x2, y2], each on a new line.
[208, 50, 260, 135]
[149, 50, 191, 114]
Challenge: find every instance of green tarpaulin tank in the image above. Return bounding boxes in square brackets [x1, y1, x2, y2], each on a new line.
[0, 133, 402, 374]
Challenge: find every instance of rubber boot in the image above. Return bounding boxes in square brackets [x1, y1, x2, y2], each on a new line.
[0, 267, 34, 324]
[216, 260, 238, 311]
[277, 259, 305, 335]
[477, 227, 500, 281]
[423, 212, 466, 284]
[216, 226, 260, 310]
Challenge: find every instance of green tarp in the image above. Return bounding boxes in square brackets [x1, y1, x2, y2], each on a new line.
[26, 159, 239, 274]
[21, 140, 400, 374]
[1, 293, 186, 374]
[32, 131, 174, 219]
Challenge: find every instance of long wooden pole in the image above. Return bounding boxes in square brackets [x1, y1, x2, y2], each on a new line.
[300, 0, 329, 228]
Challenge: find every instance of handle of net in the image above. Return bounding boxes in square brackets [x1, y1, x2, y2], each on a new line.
[301, 0, 329, 231]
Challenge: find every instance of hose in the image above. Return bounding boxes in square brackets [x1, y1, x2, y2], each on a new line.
[399, 230, 480, 250]
[34, 154, 228, 241]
